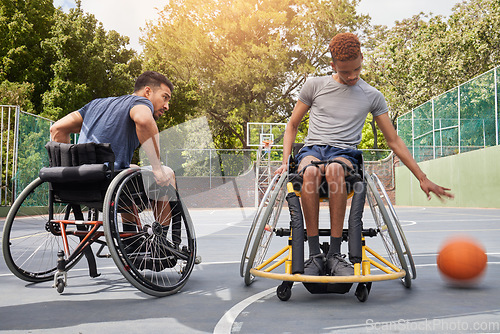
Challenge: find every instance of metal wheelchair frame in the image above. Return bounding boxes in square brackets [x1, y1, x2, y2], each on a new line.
[241, 153, 416, 302]
[2, 142, 197, 297]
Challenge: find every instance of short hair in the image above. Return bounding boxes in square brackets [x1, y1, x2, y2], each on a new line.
[329, 33, 361, 62]
[134, 71, 174, 92]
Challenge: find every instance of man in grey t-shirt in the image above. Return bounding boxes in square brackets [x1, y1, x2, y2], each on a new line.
[276, 33, 453, 277]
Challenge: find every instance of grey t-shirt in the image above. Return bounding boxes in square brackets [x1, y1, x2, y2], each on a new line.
[78, 95, 154, 169]
[298, 76, 388, 149]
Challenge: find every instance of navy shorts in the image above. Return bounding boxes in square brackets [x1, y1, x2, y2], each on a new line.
[295, 145, 362, 169]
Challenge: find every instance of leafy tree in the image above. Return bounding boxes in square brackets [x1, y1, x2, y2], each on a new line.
[142, 0, 369, 148]
[0, 0, 55, 111]
[41, 0, 141, 120]
[0, 80, 34, 111]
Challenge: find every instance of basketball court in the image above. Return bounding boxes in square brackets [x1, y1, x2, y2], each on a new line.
[1, 205, 499, 333]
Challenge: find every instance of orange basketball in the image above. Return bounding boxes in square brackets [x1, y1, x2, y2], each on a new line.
[437, 236, 487, 285]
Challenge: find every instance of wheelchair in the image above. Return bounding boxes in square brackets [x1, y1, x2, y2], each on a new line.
[241, 144, 416, 302]
[2, 141, 197, 297]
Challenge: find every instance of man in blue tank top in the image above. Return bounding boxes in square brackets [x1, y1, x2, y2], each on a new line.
[276, 33, 454, 277]
[50, 71, 173, 186]
[50, 71, 175, 230]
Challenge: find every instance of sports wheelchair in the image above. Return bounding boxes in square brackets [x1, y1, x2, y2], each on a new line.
[241, 144, 416, 302]
[2, 141, 197, 297]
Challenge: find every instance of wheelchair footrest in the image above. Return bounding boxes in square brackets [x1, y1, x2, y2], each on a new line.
[303, 281, 353, 294]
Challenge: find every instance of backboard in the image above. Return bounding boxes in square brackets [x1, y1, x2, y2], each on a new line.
[247, 122, 286, 147]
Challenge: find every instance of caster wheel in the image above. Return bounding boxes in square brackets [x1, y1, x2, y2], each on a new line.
[56, 278, 65, 294]
[277, 284, 292, 301]
[355, 283, 370, 302]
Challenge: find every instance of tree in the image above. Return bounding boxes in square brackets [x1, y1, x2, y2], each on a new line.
[363, 0, 500, 122]
[40, 1, 141, 120]
[143, 0, 369, 148]
[0, 0, 55, 111]
[0, 80, 34, 111]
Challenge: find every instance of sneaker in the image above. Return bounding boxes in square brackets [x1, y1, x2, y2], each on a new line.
[326, 253, 354, 276]
[304, 253, 326, 276]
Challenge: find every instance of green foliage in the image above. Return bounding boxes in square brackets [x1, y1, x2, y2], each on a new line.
[40, 3, 141, 120]
[0, 0, 140, 118]
[142, 0, 369, 148]
[0, 80, 34, 111]
[0, 0, 55, 111]
[359, 113, 387, 150]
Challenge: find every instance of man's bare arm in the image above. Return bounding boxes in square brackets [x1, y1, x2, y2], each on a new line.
[130, 105, 172, 186]
[50, 111, 83, 143]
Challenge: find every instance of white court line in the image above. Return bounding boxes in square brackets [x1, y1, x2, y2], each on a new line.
[211, 258, 500, 333]
[213, 287, 275, 334]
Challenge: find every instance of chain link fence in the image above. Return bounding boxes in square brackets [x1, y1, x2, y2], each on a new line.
[397, 66, 499, 163]
[2, 108, 393, 207]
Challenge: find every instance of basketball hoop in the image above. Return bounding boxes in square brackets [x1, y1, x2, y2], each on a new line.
[262, 140, 273, 153]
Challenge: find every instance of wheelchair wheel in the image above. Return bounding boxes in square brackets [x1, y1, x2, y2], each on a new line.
[104, 168, 196, 297]
[371, 173, 416, 281]
[366, 173, 415, 288]
[2, 178, 84, 283]
[244, 172, 287, 286]
[240, 173, 281, 278]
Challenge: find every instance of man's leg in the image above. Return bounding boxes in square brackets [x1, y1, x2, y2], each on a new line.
[299, 155, 326, 275]
[299, 156, 322, 249]
[325, 157, 354, 276]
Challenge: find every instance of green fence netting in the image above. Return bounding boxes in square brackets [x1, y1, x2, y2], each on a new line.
[397, 67, 499, 163]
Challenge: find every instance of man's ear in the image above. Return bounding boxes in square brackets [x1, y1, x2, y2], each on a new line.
[330, 60, 337, 73]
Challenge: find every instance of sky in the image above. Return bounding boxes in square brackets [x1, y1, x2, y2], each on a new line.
[53, 0, 462, 52]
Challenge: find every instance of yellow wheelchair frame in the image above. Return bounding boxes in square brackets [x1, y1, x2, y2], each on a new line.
[241, 167, 416, 302]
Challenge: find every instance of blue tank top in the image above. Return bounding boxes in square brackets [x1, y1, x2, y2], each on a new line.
[77, 95, 154, 169]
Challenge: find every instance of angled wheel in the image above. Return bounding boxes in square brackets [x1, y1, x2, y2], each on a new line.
[104, 168, 196, 297]
[366, 173, 415, 288]
[240, 173, 281, 278]
[2, 178, 84, 283]
[371, 173, 416, 281]
[244, 172, 287, 286]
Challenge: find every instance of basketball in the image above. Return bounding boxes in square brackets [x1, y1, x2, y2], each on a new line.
[437, 236, 487, 285]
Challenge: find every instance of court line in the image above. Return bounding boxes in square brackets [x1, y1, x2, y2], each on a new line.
[405, 228, 500, 233]
[213, 287, 275, 334]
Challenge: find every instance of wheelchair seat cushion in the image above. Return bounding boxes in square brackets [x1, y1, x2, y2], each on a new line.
[39, 164, 111, 183]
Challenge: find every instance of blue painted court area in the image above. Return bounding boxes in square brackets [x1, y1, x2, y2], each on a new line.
[1, 206, 499, 333]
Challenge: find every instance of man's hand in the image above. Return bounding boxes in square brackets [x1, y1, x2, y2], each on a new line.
[152, 166, 174, 187]
[275, 162, 288, 175]
[419, 178, 454, 201]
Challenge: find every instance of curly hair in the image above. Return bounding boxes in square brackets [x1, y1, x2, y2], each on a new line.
[329, 33, 361, 62]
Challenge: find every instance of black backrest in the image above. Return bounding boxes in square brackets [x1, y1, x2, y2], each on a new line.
[45, 141, 115, 168]
[39, 141, 116, 207]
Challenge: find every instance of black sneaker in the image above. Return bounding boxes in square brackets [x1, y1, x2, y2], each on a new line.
[304, 253, 326, 276]
[326, 253, 354, 276]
